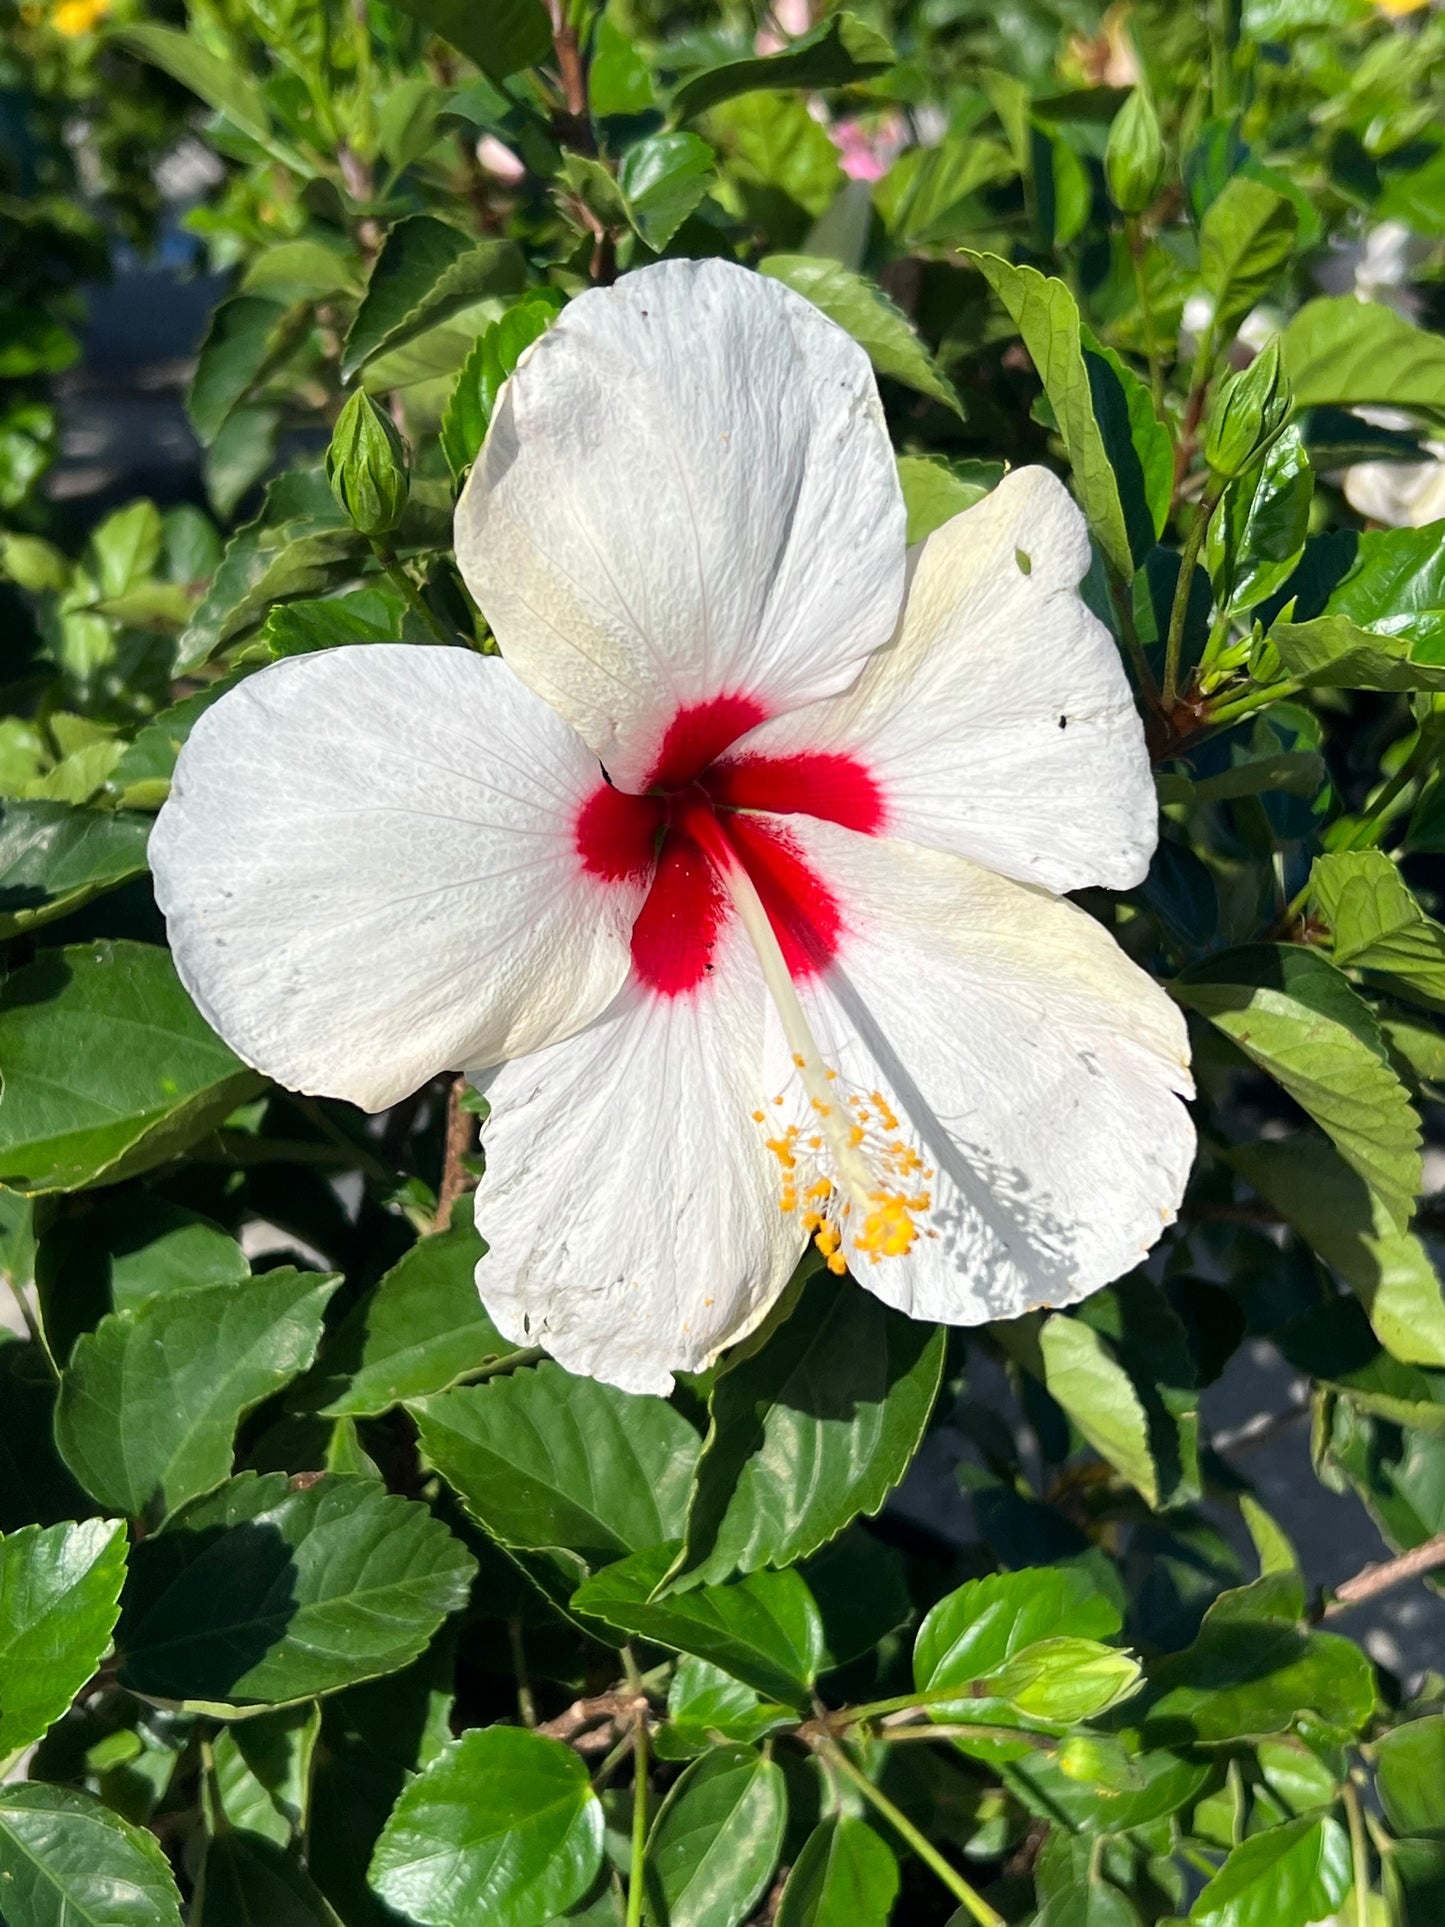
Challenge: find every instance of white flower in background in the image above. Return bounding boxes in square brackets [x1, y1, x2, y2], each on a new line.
[150, 259, 1194, 1394]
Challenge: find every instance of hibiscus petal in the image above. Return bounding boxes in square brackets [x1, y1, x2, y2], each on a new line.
[726, 467, 1157, 893]
[150, 646, 639, 1112]
[472, 931, 802, 1395]
[454, 258, 906, 793]
[773, 817, 1194, 1324]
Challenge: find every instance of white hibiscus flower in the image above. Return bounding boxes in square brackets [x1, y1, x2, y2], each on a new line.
[150, 258, 1195, 1395]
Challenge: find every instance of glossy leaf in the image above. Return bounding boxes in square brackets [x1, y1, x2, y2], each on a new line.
[1176, 943, 1421, 1228]
[1376, 1716, 1445, 1838]
[619, 133, 717, 250]
[1190, 1815, 1351, 1927]
[119, 1472, 476, 1708]
[0, 800, 151, 938]
[368, 1727, 604, 1927]
[1282, 296, 1445, 425]
[56, 1268, 339, 1521]
[1037, 1312, 1159, 1505]
[1035, 1884, 1144, 1927]
[914, 1567, 1121, 1718]
[775, 1816, 898, 1927]
[410, 1361, 699, 1569]
[658, 1656, 792, 1758]
[896, 455, 1000, 543]
[0, 941, 265, 1196]
[342, 218, 525, 378]
[1145, 1608, 1375, 1745]
[1206, 425, 1313, 618]
[0, 1519, 126, 1756]
[1199, 178, 1297, 344]
[642, 1744, 786, 1927]
[669, 1267, 944, 1588]
[0, 1783, 184, 1927]
[440, 294, 561, 482]
[759, 255, 962, 415]
[573, 1545, 823, 1708]
[212, 1701, 320, 1844]
[672, 12, 892, 120]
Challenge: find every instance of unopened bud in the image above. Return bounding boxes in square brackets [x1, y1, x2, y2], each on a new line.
[1203, 339, 1291, 481]
[326, 390, 410, 538]
[1106, 88, 1165, 217]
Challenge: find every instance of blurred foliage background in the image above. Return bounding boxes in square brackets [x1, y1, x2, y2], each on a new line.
[5, 0, 1445, 1923]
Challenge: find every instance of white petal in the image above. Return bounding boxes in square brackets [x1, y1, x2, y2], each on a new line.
[775, 817, 1194, 1324]
[454, 258, 906, 792]
[728, 467, 1157, 893]
[150, 646, 639, 1112]
[473, 929, 802, 1395]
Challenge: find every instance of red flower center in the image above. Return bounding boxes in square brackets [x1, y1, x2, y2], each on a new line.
[575, 695, 885, 996]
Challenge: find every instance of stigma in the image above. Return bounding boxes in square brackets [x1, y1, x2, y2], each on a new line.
[673, 796, 934, 1276]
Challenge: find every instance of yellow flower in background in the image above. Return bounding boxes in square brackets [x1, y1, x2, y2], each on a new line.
[1375, 0, 1430, 13]
[52, 0, 109, 36]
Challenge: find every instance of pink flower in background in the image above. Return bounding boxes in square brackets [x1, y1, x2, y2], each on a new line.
[829, 113, 906, 183]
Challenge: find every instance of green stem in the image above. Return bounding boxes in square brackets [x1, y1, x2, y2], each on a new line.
[1198, 610, 1235, 683]
[1199, 677, 1304, 732]
[817, 1738, 1004, 1927]
[1126, 216, 1164, 412]
[625, 1698, 649, 1927]
[1344, 1779, 1371, 1927]
[370, 542, 459, 648]
[836, 1684, 973, 1727]
[1161, 487, 1220, 711]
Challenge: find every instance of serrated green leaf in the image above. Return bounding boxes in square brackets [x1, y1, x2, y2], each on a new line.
[775, 1815, 898, 1927]
[313, 1217, 522, 1418]
[1313, 849, 1445, 1011]
[1145, 1608, 1375, 1745]
[914, 1567, 1121, 1720]
[110, 25, 289, 162]
[56, 1269, 338, 1522]
[0, 941, 265, 1196]
[119, 1472, 476, 1708]
[708, 93, 842, 226]
[643, 1744, 786, 1927]
[760, 255, 962, 416]
[1328, 519, 1445, 653]
[1282, 297, 1445, 427]
[440, 293, 562, 482]
[658, 1657, 791, 1759]
[0, 1782, 184, 1927]
[619, 133, 717, 250]
[376, 0, 551, 80]
[342, 219, 525, 379]
[0, 1519, 126, 1756]
[1035, 1882, 1144, 1927]
[1270, 611, 1445, 691]
[573, 1546, 823, 1708]
[673, 12, 892, 120]
[1176, 943, 1422, 1228]
[196, 1831, 342, 1926]
[0, 800, 151, 937]
[369, 1727, 603, 1927]
[896, 455, 1000, 544]
[668, 1268, 943, 1590]
[189, 297, 312, 447]
[410, 1361, 699, 1569]
[1190, 1815, 1351, 1927]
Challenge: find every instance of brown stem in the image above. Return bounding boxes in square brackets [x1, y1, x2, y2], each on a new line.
[549, 3, 590, 142]
[433, 1073, 477, 1232]
[1318, 1531, 1445, 1619]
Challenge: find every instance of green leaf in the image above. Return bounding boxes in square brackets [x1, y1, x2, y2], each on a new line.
[1198, 178, 1297, 345]
[1327, 520, 1445, 654]
[1282, 297, 1445, 427]
[0, 1519, 126, 1756]
[896, 456, 1001, 545]
[668, 1267, 944, 1589]
[708, 93, 842, 227]
[1190, 1816, 1351, 1927]
[1206, 424, 1313, 618]
[875, 138, 1016, 250]
[440, 293, 562, 483]
[1037, 1312, 1159, 1506]
[1145, 1607, 1375, 1745]
[410, 1360, 699, 1570]
[196, 1833, 342, 1926]
[0, 1783, 184, 1927]
[964, 252, 1135, 580]
[0, 1341, 93, 1533]
[1080, 329, 1173, 563]
[759, 256, 962, 416]
[0, 941, 265, 1196]
[619, 133, 717, 250]
[342, 219, 525, 379]
[1175, 943, 1422, 1228]
[672, 12, 893, 120]
[369, 1727, 603, 1927]
[1377, 1717, 1445, 1838]
[659, 1657, 791, 1758]
[643, 1744, 786, 1927]
[0, 800, 151, 937]
[573, 1545, 823, 1709]
[1269, 612, 1445, 692]
[241, 239, 361, 303]
[37, 1192, 249, 1362]
[56, 1269, 337, 1522]
[376, 0, 551, 81]
[1313, 849, 1445, 1012]
[111, 25, 279, 152]
[119, 1473, 476, 1709]
[312, 1217, 521, 1418]
[1035, 1883, 1144, 1927]
[260, 584, 405, 657]
[914, 1567, 1121, 1720]
[189, 297, 312, 447]
[212, 1701, 319, 1844]
[775, 1816, 898, 1927]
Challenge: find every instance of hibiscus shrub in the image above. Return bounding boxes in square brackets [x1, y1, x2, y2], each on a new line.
[5, 1, 1445, 1923]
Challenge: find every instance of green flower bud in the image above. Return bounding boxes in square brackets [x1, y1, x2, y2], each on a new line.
[1203, 339, 1292, 482]
[1106, 87, 1165, 218]
[326, 390, 411, 538]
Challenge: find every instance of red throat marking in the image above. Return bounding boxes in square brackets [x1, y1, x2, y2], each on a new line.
[575, 696, 886, 997]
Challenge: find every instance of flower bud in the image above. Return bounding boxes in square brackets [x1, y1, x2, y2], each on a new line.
[1106, 88, 1165, 217]
[326, 390, 410, 538]
[1203, 339, 1292, 481]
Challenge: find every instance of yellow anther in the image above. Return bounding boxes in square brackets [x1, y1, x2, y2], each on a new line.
[752, 1109, 766, 1123]
[792, 1053, 806, 1068]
